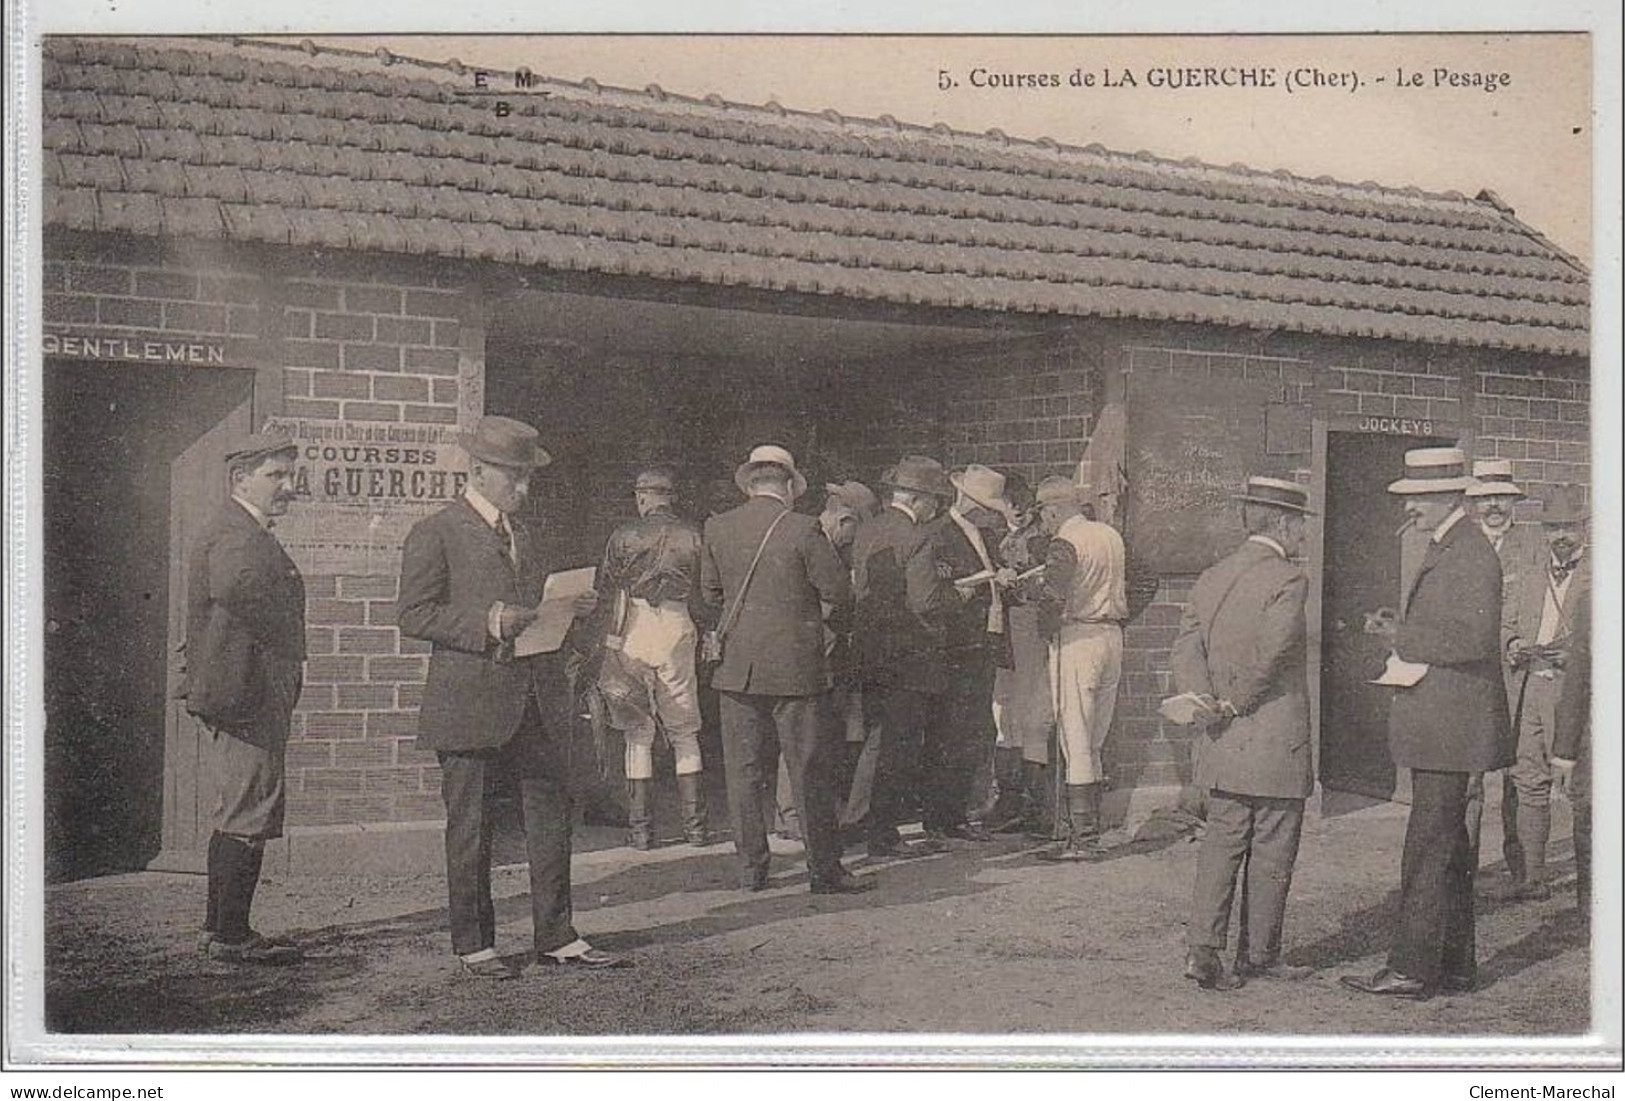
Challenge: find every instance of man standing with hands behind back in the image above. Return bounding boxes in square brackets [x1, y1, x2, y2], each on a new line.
[185, 430, 306, 965]
[399, 415, 624, 979]
[1341, 447, 1513, 999]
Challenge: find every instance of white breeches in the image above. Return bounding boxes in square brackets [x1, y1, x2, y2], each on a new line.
[1049, 621, 1123, 786]
[618, 599, 703, 779]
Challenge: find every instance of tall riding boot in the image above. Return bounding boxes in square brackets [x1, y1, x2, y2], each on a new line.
[1021, 760, 1051, 838]
[677, 772, 715, 847]
[214, 833, 259, 944]
[626, 779, 655, 850]
[201, 830, 230, 950]
[1511, 799, 1552, 898]
[1041, 784, 1106, 863]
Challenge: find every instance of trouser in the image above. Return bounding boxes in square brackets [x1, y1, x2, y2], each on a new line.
[863, 684, 952, 844]
[1503, 669, 1563, 884]
[1389, 769, 1476, 985]
[1186, 790, 1305, 967]
[1050, 622, 1123, 786]
[718, 692, 845, 884]
[940, 652, 998, 831]
[437, 699, 577, 957]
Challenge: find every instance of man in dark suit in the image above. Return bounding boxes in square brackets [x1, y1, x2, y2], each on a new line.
[398, 416, 624, 979]
[1342, 447, 1514, 999]
[1550, 587, 1590, 918]
[1494, 484, 1589, 901]
[1170, 476, 1316, 991]
[934, 464, 1018, 842]
[700, 445, 872, 894]
[184, 431, 306, 965]
[851, 455, 961, 860]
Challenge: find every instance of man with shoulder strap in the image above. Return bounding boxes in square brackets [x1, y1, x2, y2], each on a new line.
[700, 445, 871, 894]
[1170, 476, 1316, 991]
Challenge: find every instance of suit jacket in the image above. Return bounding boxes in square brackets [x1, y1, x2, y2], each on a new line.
[183, 499, 306, 748]
[1552, 596, 1590, 762]
[1170, 538, 1313, 800]
[852, 505, 957, 694]
[398, 497, 569, 752]
[933, 513, 1013, 668]
[701, 494, 852, 696]
[1502, 543, 1590, 662]
[1388, 514, 1515, 772]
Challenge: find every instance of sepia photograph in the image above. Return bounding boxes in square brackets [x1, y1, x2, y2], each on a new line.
[5, 5, 1619, 1073]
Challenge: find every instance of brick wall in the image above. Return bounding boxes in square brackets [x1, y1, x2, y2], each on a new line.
[44, 232, 479, 832]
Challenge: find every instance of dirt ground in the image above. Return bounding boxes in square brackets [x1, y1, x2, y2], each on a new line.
[39, 790, 1593, 1054]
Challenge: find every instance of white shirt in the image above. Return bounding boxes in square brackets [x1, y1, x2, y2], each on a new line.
[1247, 533, 1287, 559]
[1536, 551, 1582, 646]
[1431, 506, 1469, 544]
[949, 505, 1004, 634]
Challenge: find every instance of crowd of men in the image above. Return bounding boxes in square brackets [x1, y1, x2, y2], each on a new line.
[180, 417, 1591, 998]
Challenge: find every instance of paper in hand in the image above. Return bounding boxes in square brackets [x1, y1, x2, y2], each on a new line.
[513, 567, 597, 657]
[1159, 692, 1222, 725]
[1370, 650, 1429, 687]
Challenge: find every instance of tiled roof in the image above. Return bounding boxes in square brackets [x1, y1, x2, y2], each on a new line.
[42, 36, 1589, 357]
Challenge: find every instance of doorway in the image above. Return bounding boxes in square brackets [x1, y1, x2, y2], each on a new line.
[43, 360, 253, 880]
[1315, 429, 1452, 803]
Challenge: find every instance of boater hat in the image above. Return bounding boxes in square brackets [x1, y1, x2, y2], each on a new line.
[1464, 458, 1525, 499]
[734, 444, 808, 499]
[224, 430, 297, 467]
[950, 464, 1017, 522]
[1387, 446, 1472, 495]
[881, 455, 955, 500]
[1233, 475, 1315, 515]
[460, 416, 550, 469]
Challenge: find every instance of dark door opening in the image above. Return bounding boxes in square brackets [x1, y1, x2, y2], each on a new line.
[1317, 430, 1451, 802]
[44, 360, 254, 881]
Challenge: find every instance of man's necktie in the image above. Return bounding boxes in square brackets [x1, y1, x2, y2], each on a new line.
[498, 516, 518, 568]
[1551, 558, 1578, 584]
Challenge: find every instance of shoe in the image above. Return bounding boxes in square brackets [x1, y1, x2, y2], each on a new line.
[743, 868, 771, 892]
[207, 932, 303, 965]
[1339, 968, 1429, 999]
[810, 871, 877, 895]
[684, 827, 718, 847]
[1237, 960, 1315, 981]
[1184, 948, 1245, 991]
[537, 946, 630, 970]
[197, 931, 216, 955]
[1438, 972, 1477, 993]
[459, 955, 517, 980]
[626, 829, 655, 851]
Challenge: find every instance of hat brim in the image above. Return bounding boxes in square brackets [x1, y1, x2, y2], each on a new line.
[1387, 476, 1472, 495]
[1464, 484, 1525, 498]
[950, 473, 1016, 519]
[882, 476, 955, 500]
[736, 460, 807, 500]
[460, 436, 551, 469]
[1232, 493, 1316, 515]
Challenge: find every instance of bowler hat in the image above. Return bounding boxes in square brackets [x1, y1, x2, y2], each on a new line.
[1234, 475, 1315, 515]
[1387, 446, 1471, 494]
[1465, 459, 1525, 499]
[460, 416, 550, 469]
[881, 455, 954, 500]
[950, 464, 1017, 521]
[1539, 484, 1588, 526]
[824, 480, 879, 518]
[734, 444, 808, 499]
[224, 430, 297, 467]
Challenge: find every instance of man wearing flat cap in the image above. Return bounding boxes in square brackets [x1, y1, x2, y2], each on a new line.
[932, 464, 1020, 842]
[852, 455, 963, 859]
[1495, 484, 1590, 902]
[596, 464, 713, 850]
[1031, 474, 1128, 861]
[1171, 476, 1316, 991]
[183, 431, 305, 965]
[398, 415, 622, 979]
[701, 445, 871, 894]
[1342, 447, 1513, 999]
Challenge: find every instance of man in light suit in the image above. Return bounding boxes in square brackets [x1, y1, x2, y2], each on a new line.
[700, 445, 872, 894]
[399, 416, 623, 979]
[1171, 476, 1316, 991]
[1495, 484, 1589, 901]
[184, 431, 306, 965]
[1342, 447, 1514, 999]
